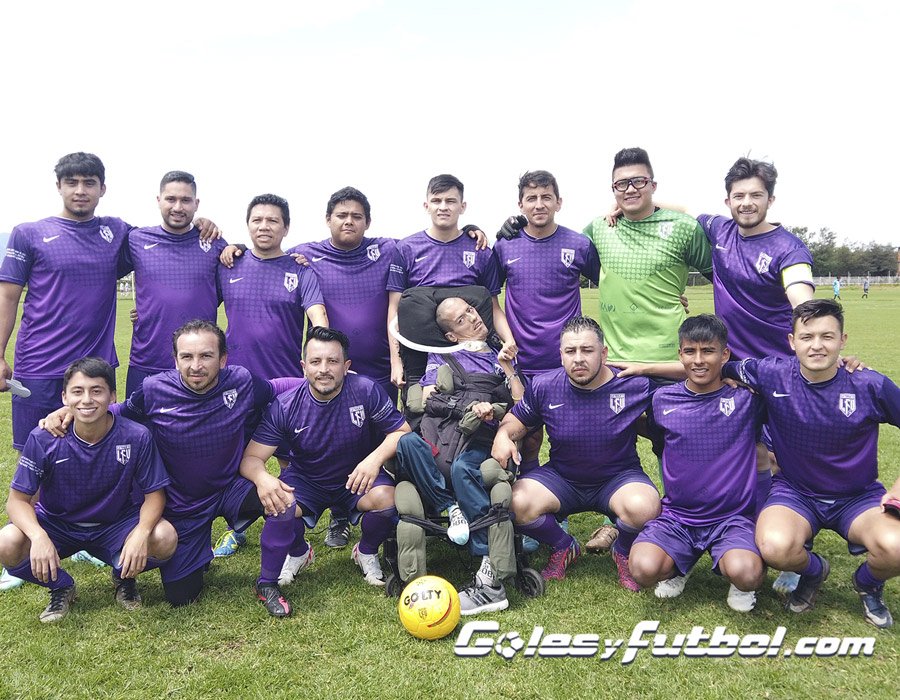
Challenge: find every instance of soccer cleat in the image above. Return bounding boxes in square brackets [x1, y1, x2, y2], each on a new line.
[256, 582, 292, 618]
[447, 504, 470, 545]
[521, 535, 540, 554]
[458, 578, 509, 616]
[0, 567, 25, 591]
[726, 584, 757, 612]
[213, 529, 247, 558]
[541, 539, 581, 581]
[324, 516, 351, 549]
[71, 550, 107, 567]
[113, 571, 142, 611]
[351, 544, 385, 586]
[655, 574, 689, 599]
[39, 584, 77, 623]
[585, 523, 619, 554]
[786, 557, 830, 613]
[852, 578, 894, 629]
[277, 543, 315, 587]
[772, 570, 801, 595]
[612, 549, 640, 592]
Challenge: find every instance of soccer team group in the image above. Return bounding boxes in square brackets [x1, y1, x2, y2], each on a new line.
[0, 149, 898, 630]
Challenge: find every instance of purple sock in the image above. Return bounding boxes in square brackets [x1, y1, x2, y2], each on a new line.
[8, 559, 75, 590]
[288, 516, 309, 557]
[613, 520, 640, 557]
[799, 552, 823, 578]
[854, 561, 884, 590]
[257, 502, 297, 585]
[517, 514, 573, 551]
[755, 469, 772, 520]
[358, 507, 398, 555]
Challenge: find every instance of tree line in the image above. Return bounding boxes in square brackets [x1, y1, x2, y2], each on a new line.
[788, 227, 897, 277]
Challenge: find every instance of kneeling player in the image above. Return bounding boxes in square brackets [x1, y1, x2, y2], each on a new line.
[239, 327, 410, 617]
[727, 300, 900, 628]
[629, 316, 765, 611]
[0, 358, 176, 622]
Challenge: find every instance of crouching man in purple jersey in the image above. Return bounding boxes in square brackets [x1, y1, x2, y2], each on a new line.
[726, 300, 900, 628]
[239, 327, 410, 618]
[491, 316, 661, 589]
[630, 316, 765, 612]
[0, 358, 177, 622]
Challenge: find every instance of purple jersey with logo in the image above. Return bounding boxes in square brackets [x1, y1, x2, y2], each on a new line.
[252, 373, 406, 491]
[12, 417, 169, 524]
[124, 226, 227, 373]
[218, 252, 324, 379]
[648, 383, 763, 525]
[697, 215, 813, 359]
[386, 230, 501, 295]
[421, 348, 506, 386]
[120, 366, 276, 516]
[512, 367, 654, 482]
[726, 357, 900, 498]
[289, 237, 395, 386]
[493, 226, 600, 372]
[0, 216, 133, 378]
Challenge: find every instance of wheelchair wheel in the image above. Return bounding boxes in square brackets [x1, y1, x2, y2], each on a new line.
[385, 573, 404, 598]
[515, 567, 545, 598]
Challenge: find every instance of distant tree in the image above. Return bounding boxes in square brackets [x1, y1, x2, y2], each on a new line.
[787, 225, 895, 276]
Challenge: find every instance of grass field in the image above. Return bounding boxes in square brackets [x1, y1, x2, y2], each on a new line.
[0, 285, 897, 699]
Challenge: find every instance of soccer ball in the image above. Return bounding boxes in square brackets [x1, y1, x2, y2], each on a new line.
[397, 575, 460, 640]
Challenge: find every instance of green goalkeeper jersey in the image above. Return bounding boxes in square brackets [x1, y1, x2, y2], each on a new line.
[582, 208, 712, 363]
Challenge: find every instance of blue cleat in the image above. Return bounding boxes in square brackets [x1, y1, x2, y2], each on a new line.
[71, 550, 107, 567]
[213, 529, 247, 557]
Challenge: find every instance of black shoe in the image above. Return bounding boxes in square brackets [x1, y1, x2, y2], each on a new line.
[786, 557, 830, 613]
[113, 571, 142, 611]
[325, 516, 351, 549]
[40, 584, 77, 623]
[256, 582, 292, 618]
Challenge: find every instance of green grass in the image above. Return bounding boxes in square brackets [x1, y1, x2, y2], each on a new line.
[0, 287, 898, 699]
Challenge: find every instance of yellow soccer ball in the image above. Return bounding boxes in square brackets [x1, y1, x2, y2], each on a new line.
[398, 575, 461, 640]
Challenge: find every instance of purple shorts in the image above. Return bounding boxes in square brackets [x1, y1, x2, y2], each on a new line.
[160, 476, 257, 583]
[765, 476, 885, 556]
[11, 376, 64, 450]
[520, 465, 657, 519]
[280, 468, 395, 528]
[35, 503, 141, 572]
[635, 511, 760, 576]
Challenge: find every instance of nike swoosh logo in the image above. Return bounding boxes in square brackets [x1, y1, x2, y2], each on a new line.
[772, 391, 790, 398]
[143, 243, 160, 250]
[159, 407, 177, 413]
[311, 256, 326, 262]
[715, 244, 728, 250]
[506, 257, 522, 265]
[43, 235, 61, 243]
[548, 403, 564, 410]
[294, 426, 310, 433]
[414, 256, 428, 262]
[662, 408, 678, 415]
[229, 277, 244, 284]
[55, 458, 70, 464]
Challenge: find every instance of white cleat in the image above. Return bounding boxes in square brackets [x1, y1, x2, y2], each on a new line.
[726, 584, 757, 612]
[277, 543, 315, 587]
[654, 574, 689, 599]
[352, 543, 385, 586]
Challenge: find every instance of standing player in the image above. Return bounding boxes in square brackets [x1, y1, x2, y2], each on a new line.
[862, 278, 870, 299]
[0, 358, 176, 622]
[833, 277, 842, 300]
[239, 327, 410, 617]
[726, 300, 900, 628]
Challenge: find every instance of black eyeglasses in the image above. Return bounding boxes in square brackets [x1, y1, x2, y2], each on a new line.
[612, 177, 653, 192]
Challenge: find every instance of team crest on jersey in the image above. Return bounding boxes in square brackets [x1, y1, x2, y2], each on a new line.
[609, 393, 625, 414]
[839, 393, 856, 417]
[116, 444, 131, 465]
[658, 222, 674, 240]
[284, 272, 299, 293]
[350, 404, 366, 428]
[99, 225, 114, 243]
[367, 244, 381, 262]
[755, 252, 772, 274]
[561, 248, 575, 268]
[199, 238, 212, 253]
[223, 389, 238, 409]
[719, 397, 735, 416]
[462, 251, 476, 268]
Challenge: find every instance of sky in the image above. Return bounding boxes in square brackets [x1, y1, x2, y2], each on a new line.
[1, 0, 897, 248]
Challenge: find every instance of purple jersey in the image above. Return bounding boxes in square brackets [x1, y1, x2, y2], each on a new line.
[0, 216, 133, 378]
[124, 226, 227, 373]
[218, 252, 324, 379]
[387, 230, 501, 295]
[121, 366, 276, 516]
[493, 226, 600, 372]
[512, 367, 654, 482]
[726, 357, 900, 499]
[648, 383, 763, 525]
[12, 417, 169, 525]
[252, 373, 406, 490]
[698, 215, 813, 359]
[421, 348, 505, 386]
[289, 237, 395, 386]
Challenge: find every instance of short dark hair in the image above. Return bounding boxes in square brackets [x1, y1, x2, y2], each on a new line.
[725, 157, 778, 196]
[427, 174, 464, 199]
[55, 152, 105, 185]
[792, 299, 844, 333]
[160, 170, 197, 195]
[172, 319, 227, 357]
[63, 357, 116, 393]
[326, 186, 371, 224]
[518, 170, 559, 200]
[304, 326, 350, 360]
[561, 315, 604, 346]
[612, 147, 653, 180]
[247, 193, 290, 227]
[678, 314, 728, 348]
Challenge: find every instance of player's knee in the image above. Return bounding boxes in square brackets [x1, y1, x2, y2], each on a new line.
[618, 491, 660, 527]
[363, 486, 395, 512]
[150, 520, 178, 561]
[722, 554, 765, 590]
[0, 524, 28, 566]
[510, 489, 538, 524]
[164, 568, 204, 607]
[867, 526, 900, 566]
[629, 551, 666, 587]
[755, 528, 800, 565]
